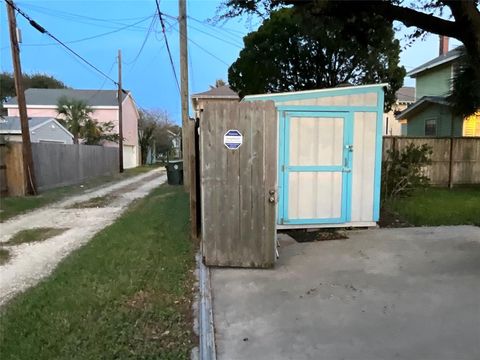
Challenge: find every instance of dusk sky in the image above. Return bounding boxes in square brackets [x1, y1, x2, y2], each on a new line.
[1, 0, 463, 124]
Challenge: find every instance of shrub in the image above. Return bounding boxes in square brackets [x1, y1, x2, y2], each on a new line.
[381, 142, 433, 201]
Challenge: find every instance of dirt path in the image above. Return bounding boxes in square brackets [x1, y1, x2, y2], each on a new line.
[0, 168, 166, 306]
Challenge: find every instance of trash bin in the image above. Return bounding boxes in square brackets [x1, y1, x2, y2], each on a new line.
[166, 160, 183, 185]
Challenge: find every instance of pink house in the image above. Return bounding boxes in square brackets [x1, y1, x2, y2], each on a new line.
[4, 88, 140, 168]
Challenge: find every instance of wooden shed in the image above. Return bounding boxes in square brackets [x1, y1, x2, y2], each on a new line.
[244, 83, 386, 229]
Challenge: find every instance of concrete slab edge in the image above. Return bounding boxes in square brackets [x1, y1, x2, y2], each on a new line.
[197, 252, 217, 360]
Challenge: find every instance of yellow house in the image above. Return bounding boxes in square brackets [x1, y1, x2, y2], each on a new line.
[463, 112, 480, 136]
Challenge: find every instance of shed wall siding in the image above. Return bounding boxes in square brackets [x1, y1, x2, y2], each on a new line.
[279, 92, 377, 107]
[351, 112, 376, 222]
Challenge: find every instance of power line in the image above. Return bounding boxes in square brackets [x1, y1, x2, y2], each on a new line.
[187, 22, 243, 48]
[187, 15, 246, 36]
[124, 15, 158, 67]
[5, 0, 122, 89]
[170, 24, 230, 66]
[161, 11, 243, 48]
[21, 15, 154, 47]
[17, 2, 151, 31]
[154, 0, 181, 94]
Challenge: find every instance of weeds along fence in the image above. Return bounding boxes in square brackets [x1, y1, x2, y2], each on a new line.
[0, 142, 119, 195]
[383, 136, 480, 187]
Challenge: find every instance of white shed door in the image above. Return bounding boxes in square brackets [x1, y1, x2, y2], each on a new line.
[279, 111, 353, 225]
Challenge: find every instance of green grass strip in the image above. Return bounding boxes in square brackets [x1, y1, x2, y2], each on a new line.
[68, 194, 117, 209]
[5, 228, 68, 246]
[0, 248, 10, 265]
[0, 184, 196, 359]
[387, 186, 480, 226]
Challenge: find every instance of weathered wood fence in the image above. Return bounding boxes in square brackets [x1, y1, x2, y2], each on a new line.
[383, 136, 480, 186]
[0, 143, 8, 195]
[0, 142, 119, 195]
[200, 101, 277, 268]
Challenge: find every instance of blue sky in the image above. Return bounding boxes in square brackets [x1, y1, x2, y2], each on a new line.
[0, 0, 463, 124]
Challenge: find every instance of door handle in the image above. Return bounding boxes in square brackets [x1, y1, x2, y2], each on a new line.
[268, 189, 276, 204]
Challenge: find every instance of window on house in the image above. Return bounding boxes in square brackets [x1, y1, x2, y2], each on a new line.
[425, 119, 437, 136]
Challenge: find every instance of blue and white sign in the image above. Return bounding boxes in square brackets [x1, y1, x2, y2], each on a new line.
[224, 129, 243, 150]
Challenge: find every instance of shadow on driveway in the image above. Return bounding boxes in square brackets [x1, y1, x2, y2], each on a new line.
[211, 226, 480, 360]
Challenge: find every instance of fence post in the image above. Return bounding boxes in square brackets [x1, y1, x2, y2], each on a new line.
[448, 137, 454, 188]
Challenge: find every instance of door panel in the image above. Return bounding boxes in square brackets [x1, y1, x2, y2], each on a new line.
[289, 116, 344, 166]
[281, 111, 352, 225]
[200, 101, 277, 268]
[288, 172, 343, 219]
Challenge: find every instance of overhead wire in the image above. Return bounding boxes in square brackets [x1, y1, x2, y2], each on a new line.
[169, 24, 230, 67]
[160, 11, 243, 49]
[16, 2, 151, 31]
[123, 15, 158, 67]
[5, 0, 124, 90]
[154, 0, 181, 94]
[20, 15, 154, 47]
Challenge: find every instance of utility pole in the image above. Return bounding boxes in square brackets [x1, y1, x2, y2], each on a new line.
[179, 0, 198, 240]
[179, 0, 190, 192]
[6, 0, 36, 195]
[117, 49, 124, 173]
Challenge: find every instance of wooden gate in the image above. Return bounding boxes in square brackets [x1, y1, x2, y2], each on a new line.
[200, 101, 277, 268]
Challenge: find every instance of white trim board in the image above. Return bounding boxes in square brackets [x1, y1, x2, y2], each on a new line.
[244, 83, 389, 100]
[277, 221, 377, 229]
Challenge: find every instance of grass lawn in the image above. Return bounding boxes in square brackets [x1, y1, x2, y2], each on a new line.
[4, 227, 67, 246]
[0, 165, 161, 222]
[0, 248, 10, 265]
[385, 186, 480, 226]
[0, 184, 197, 359]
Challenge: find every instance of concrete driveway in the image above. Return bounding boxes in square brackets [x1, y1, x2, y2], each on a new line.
[211, 226, 480, 360]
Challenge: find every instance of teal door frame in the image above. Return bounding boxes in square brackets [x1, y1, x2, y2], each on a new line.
[278, 110, 354, 225]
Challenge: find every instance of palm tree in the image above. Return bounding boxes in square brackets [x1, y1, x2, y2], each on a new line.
[56, 96, 93, 144]
[210, 79, 226, 89]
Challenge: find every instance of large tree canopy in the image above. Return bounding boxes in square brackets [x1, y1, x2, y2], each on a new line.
[0, 72, 68, 103]
[228, 8, 405, 109]
[223, 0, 480, 115]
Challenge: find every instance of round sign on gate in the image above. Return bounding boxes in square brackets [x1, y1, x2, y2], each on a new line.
[224, 129, 243, 150]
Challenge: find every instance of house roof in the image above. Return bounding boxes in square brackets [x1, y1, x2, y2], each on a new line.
[191, 85, 239, 99]
[395, 96, 450, 120]
[407, 47, 462, 78]
[4, 88, 128, 107]
[395, 86, 415, 103]
[0, 116, 72, 135]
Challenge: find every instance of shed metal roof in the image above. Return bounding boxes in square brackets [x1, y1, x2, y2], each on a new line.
[4, 88, 128, 107]
[243, 83, 388, 102]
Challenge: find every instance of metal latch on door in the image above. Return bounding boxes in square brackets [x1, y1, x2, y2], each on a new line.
[343, 144, 353, 173]
[268, 189, 276, 204]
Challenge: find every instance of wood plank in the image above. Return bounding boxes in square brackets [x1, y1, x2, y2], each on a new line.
[200, 103, 217, 264]
[224, 102, 241, 266]
[239, 102, 253, 266]
[263, 101, 277, 266]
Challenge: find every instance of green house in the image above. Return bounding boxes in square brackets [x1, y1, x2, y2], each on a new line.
[397, 45, 464, 137]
